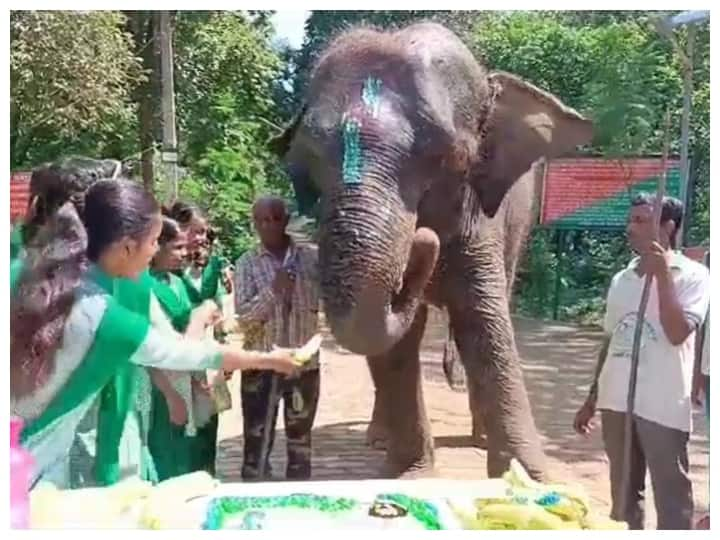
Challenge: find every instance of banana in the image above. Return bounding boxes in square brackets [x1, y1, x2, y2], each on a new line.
[502, 459, 590, 520]
[533, 492, 586, 522]
[140, 471, 217, 529]
[478, 503, 580, 530]
[503, 459, 544, 490]
[30, 477, 152, 529]
[30, 483, 61, 528]
[448, 499, 484, 529]
[292, 333, 323, 365]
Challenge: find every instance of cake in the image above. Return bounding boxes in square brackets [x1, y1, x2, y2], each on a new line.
[202, 493, 452, 530]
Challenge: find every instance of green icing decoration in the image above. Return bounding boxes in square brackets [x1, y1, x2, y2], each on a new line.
[202, 493, 445, 530]
[202, 494, 359, 529]
[342, 118, 363, 184]
[376, 493, 444, 530]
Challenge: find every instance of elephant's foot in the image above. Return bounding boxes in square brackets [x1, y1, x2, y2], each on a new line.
[382, 458, 435, 479]
[471, 413, 488, 449]
[365, 422, 388, 450]
[471, 433, 488, 450]
[486, 443, 548, 482]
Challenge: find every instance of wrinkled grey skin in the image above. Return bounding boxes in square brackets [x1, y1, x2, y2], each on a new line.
[271, 22, 592, 480]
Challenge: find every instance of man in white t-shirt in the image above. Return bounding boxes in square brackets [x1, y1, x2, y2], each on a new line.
[573, 194, 710, 530]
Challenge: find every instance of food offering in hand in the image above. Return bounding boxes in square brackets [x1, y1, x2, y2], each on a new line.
[291, 334, 323, 367]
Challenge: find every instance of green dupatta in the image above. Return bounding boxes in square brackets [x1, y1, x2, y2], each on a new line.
[94, 270, 155, 485]
[21, 267, 150, 450]
[181, 255, 223, 306]
[149, 270, 194, 332]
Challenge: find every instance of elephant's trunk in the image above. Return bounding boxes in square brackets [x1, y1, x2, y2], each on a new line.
[319, 180, 439, 356]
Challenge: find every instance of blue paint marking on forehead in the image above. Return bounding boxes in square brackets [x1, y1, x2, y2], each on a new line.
[342, 118, 362, 184]
[341, 76, 385, 185]
[361, 76, 383, 118]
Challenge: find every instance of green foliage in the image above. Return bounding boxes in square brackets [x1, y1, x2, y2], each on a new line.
[686, 23, 710, 245]
[515, 229, 631, 324]
[180, 144, 263, 261]
[174, 11, 283, 163]
[469, 12, 682, 156]
[10, 10, 143, 167]
[173, 11, 291, 260]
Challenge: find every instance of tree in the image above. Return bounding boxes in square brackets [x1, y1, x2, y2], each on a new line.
[10, 11, 143, 167]
[173, 11, 289, 260]
[174, 11, 283, 164]
[124, 11, 161, 189]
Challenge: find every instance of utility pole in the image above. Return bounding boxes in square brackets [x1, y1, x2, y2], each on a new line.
[157, 11, 178, 203]
[652, 10, 709, 246]
[678, 23, 695, 247]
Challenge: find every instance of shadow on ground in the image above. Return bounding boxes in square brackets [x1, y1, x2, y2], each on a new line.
[217, 421, 385, 482]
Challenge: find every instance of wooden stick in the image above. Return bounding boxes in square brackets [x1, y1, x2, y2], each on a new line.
[618, 108, 672, 522]
[258, 251, 298, 479]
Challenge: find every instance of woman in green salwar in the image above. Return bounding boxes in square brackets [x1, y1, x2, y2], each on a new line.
[166, 202, 233, 475]
[146, 215, 212, 480]
[8, 157, 158, 486]
[167, 201, 231, 306]
[10, 179, 299, 490]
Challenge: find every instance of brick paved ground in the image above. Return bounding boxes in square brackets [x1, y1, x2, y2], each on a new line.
[215, 308, 709, 529]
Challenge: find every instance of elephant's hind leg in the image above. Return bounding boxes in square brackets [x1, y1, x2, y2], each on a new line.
[366, 304, 434, 477]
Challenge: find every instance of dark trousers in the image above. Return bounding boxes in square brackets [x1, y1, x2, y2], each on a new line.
[189, 414, 218, 477]
[240, 369, 320, 481]
[601, 410, 693, 530]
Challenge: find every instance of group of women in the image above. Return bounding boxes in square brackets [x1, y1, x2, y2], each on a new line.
[9, 157, 298, 490]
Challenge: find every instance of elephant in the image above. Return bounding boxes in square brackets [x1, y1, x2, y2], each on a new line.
[270, 22, 592, 480]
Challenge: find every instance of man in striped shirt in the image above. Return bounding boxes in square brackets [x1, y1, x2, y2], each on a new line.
[234, 196, 320, 480]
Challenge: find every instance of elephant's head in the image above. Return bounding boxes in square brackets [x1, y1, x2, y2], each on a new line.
[271, 23, 592, 356]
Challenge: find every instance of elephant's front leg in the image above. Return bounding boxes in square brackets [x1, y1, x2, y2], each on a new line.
[366, 304, 434, 477]
[446, 244, 547, 481]
[365, 389, 388, 450]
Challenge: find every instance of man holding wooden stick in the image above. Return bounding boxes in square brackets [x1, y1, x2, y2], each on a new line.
[234, 197, 321, 481]
[574, 194, 710, 529]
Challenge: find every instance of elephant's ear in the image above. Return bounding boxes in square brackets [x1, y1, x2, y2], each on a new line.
[268, 104, 307, 157]
[471, 72, 593, 217]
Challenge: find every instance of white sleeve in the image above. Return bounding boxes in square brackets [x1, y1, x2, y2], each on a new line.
[129, 294, 222, 371]
[603, 274, 620, 335]
[701, 312, 710, 376]
[677, 266, 711, 328]
[148, 290, 179, 335]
